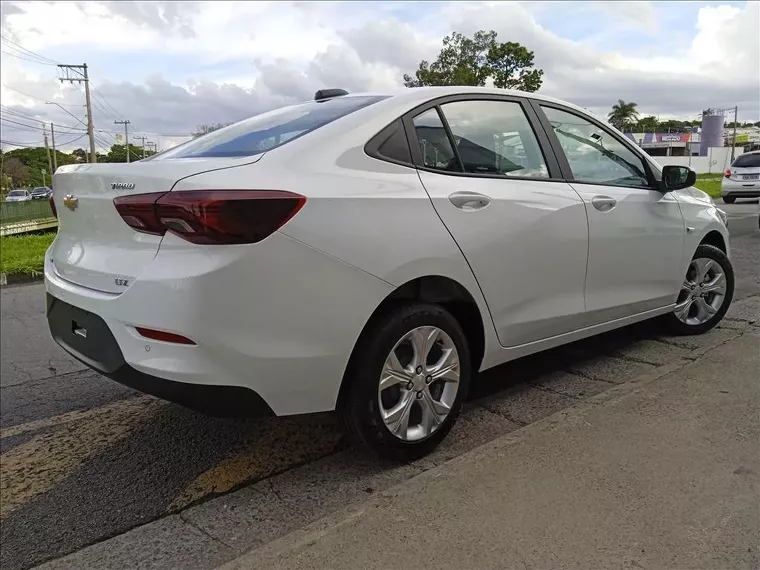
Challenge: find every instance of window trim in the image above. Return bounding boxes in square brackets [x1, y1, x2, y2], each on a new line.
[529, 100, 661, 191]
[402, 94, 565, 182]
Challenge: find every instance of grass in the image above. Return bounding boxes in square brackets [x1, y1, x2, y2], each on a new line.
[0, 231, 56, 276]
[694, 173, 724, 199]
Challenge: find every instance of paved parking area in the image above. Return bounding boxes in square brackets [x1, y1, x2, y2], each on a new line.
[1, 213, 758, 570]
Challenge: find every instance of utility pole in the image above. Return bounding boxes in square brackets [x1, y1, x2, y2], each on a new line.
[730, 106, 738, 163]
[134, 135, 147, 158]
[146, 141, 157, 156]
[43, 124, 54, 182]
[114, 119, 131, 163]
[58, 63, 96, 163]
[50, 122, 58, 172]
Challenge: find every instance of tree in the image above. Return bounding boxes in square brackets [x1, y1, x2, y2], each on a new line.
[193, 123, 230, 138]
[636, 115, 658, 132]
[608, 100, 640, 131]
[104, 143, 154, 163]
[2, 156, 30, 187]
[403, 30, 543, 92]
[71, 148, 87, 163]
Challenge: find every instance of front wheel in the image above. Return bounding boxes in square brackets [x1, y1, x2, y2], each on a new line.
[662, 244, 734, 335]
[339, 303, 471, 462]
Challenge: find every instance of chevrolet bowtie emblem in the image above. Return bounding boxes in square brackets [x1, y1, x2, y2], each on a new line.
[63, 194, 78, 211]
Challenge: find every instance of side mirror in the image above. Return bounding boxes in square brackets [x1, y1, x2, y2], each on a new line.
[661, 165, 696, 192]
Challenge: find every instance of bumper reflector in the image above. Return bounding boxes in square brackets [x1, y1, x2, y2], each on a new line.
[135, 327, 196, 345]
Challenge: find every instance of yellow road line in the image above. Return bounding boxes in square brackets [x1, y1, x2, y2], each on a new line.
[0, 397, 166, 520]
[169, 415, 342, 512]
[0, 395, 153, 440]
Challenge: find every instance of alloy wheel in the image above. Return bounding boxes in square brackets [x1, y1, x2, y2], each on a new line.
[377, 326, 460, 442]
[674, 257, 728, 326]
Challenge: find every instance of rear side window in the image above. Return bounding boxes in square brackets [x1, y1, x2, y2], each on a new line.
[154, 96, 388, 160]
[365, 119, 413, 165]
[732, 153, 760, 168]
[438, 100, 549, 178]
[412, 109, 461, 171]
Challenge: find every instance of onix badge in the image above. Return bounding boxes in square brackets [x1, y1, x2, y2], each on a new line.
[111, 182, 136, 190]
[63, 194, 78, 211]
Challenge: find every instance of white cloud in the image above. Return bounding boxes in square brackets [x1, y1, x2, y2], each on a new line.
[1, 1, 758, 152]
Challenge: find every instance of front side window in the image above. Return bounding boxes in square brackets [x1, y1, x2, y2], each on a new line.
[541, 106, 650, 188]
[153, 95, 388, 160]
[438, 100, 550, 178]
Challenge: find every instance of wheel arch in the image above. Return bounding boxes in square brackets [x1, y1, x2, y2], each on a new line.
[700, 230, 727, 253]
[337, 274, 487, 409]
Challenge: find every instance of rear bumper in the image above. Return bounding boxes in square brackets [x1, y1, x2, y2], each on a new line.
[44, 230, 393, 416]
[46, 294, 274, 417]
[721, 178, 760, 197]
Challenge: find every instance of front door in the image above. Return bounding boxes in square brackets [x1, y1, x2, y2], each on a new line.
[537, 104, 685, 324]
[409, 97, 589, 347]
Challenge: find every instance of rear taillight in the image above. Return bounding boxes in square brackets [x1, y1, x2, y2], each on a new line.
[114, 190, 306, 245]
[725, 169, 732, 178]
[49, 197, 57, 218]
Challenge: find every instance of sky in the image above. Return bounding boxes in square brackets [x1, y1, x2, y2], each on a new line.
[1, 0, 758, 153]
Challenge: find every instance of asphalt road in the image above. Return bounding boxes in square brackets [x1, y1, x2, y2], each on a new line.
[1, 205, 758, 570]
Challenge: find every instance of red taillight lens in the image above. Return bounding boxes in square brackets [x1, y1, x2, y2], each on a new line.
[135, 327, 195, 345]
[49, 197, 57, 219]
[725, 169, 732, 178]
[114, 190, 305, 245]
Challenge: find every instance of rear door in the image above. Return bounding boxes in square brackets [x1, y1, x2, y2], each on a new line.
[406, 96, 589, 347]
[533, 103, 685, 324]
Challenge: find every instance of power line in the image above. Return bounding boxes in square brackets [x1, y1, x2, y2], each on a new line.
[0, 117, 43, 130]
[92, 87, 123, 119]
[0, 35, 59, 65]
[0, 109, 88, 132]
[1, 49, 59, 67]
[0, 139, 45, 147]
[2, 84, 80, 106]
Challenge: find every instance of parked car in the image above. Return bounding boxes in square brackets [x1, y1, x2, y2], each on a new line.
[30, 186, 53, 200]
[721, 150, 760, 203]
[45, 86, 734, 460]
[4, 189, 32, 202]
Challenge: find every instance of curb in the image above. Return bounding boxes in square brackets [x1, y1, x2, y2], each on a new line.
[0, 272, 44, 288]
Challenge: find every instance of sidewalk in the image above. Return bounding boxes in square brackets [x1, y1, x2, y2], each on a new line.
[220, 332, 760, 570]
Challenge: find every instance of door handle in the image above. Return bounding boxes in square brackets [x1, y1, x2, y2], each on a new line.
[448, 191, 491, 211]
[591, 195, 617, 212]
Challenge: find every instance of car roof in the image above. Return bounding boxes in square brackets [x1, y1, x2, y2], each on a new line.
[340, 86, 594, 118]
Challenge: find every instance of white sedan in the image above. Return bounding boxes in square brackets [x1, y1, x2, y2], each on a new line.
[45, 86, 734, 460]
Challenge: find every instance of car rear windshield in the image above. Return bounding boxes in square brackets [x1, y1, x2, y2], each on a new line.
[153, 95, 389, 160]
[8, 190, 26, 196]
[732, 153, 760, 168]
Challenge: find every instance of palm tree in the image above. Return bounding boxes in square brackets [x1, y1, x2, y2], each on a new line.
[608, 100, 640, 132]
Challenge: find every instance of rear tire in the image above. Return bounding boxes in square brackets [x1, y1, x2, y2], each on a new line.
[661, 244, 734, 336]
[339, 303, 471, 462]
[722, 196, 736, 204]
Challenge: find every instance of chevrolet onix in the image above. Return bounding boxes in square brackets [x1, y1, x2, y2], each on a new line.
[46, 87, 734, 460]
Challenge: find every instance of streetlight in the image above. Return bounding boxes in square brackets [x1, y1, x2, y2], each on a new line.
[45, 101, 86, 126]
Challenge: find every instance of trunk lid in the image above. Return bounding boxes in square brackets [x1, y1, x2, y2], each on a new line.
[50, 157, 261, 293]
[728, 153, 760, 180]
